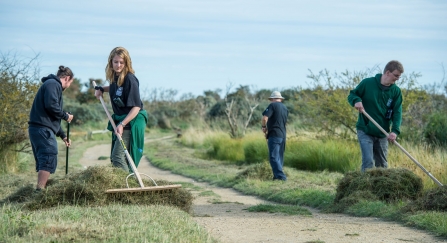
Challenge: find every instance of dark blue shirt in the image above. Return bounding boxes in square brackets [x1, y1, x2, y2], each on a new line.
[262, 102, 288, 138]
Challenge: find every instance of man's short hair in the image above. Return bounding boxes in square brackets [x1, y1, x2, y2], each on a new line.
[383, 60, 404, 74]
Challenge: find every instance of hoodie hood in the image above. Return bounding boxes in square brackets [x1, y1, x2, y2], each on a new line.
[41, 74, 61, 84]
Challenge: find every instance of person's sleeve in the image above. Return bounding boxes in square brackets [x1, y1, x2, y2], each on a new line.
[44, 82, 68, 121]
[262, 104, 273, 117]
[391, 90, 403, 135]
[125, 75, 142, 107]
[347, 80, 365, 106]
[56, 126, 67, 139]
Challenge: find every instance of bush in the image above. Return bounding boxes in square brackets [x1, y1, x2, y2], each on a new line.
[423, 112, 447, 146]
[146, 112, 158, 128]
[63, 102, 105, 125]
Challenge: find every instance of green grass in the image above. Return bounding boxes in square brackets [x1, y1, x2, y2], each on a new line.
[1, 204, 216, 243]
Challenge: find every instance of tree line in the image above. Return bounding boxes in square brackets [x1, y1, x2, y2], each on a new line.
[1, 52, 446, 173]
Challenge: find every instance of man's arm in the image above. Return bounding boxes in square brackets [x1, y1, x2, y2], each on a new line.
[261, 116, 268, 135]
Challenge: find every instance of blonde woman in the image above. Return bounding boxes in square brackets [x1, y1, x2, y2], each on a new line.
[94, 47, 148, 171]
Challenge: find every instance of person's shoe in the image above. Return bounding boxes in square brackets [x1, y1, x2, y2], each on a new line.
[34, 188, 42, 194]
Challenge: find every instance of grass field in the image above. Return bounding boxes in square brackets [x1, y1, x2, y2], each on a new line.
[1, 129, 446, 241]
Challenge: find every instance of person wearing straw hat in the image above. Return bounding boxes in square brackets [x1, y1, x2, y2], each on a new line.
[261, 91, 288, 181]
[348, 60, 403, 172]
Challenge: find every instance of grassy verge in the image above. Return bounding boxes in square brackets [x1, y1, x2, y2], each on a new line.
[1, 204, 215, 243]
[147, 137, 447, 238]
[0, 132, 217, 242]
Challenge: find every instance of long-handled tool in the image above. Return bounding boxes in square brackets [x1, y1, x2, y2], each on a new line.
[361, 110, 443, 187]
[92, 81, 181, 193]
[65, 120, 70, 175]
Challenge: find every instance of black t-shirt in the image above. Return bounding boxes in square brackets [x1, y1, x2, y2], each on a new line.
[109, 73, 143, 116]
[262, 102, 288, 138]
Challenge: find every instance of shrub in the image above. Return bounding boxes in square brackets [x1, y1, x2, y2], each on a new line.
[64, 102, 105, 125]
[423, 112, 447, 146]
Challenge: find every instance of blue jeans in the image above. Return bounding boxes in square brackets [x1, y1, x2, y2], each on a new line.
[357, 129, 388, 172]
[267, 136, 287, 180]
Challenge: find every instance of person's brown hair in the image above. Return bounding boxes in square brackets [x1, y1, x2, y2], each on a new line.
[105, 47, 135, 86]
[56, 66, 74, 79]
[383, 60, 404, 74]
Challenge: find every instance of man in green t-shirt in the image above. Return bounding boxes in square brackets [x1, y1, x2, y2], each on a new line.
[347, 60, 404, 172]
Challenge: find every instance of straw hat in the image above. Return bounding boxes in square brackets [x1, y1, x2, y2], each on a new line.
[268, 91, 285, 100]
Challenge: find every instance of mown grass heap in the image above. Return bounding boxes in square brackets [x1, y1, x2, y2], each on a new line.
[332, 168, 423, 212]
[405, 185, 447, 212]
[3, 165, 193, 212]
[236, 161, 275, 181]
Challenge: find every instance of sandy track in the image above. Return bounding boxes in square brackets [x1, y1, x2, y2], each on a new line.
[78, 142, 445, 243]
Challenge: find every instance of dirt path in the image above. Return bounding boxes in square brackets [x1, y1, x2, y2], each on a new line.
[78, 140, 445, 243]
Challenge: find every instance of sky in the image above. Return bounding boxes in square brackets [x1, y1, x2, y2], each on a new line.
[1, 0, 446, 97]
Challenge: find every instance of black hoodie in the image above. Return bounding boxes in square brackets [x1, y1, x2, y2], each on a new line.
[28, 74, 68, 139]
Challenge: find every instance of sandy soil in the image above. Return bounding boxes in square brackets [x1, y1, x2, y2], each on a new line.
[78, 141, 446, 243]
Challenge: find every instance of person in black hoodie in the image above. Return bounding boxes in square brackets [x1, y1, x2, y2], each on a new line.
[28, 66, 74, 191]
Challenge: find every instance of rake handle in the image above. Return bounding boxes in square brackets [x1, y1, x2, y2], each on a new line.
[65, 120, 70, 175]
[92, 81, 145, 188]
[361, 110, 443, 187]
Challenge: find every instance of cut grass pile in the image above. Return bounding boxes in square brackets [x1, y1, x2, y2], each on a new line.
[405, 185, 447, 212]
[2, 165, 193, 212]
[331, 168, 423, 212]
[236, 160, 276, 181]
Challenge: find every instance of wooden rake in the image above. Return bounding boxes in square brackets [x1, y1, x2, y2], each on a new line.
[92, 81, 181, 193]
[362, 110, 443, 187]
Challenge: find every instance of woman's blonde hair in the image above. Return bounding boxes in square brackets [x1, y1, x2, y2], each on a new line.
[105, 47, 135, 86]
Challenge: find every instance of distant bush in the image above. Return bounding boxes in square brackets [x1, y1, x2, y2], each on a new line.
[146, 112, 158, 128]
[423, 112, 447, 146]
[63, 103, 105, 125]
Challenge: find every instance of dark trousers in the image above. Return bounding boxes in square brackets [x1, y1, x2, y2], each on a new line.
[29, 127, 58, 173]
